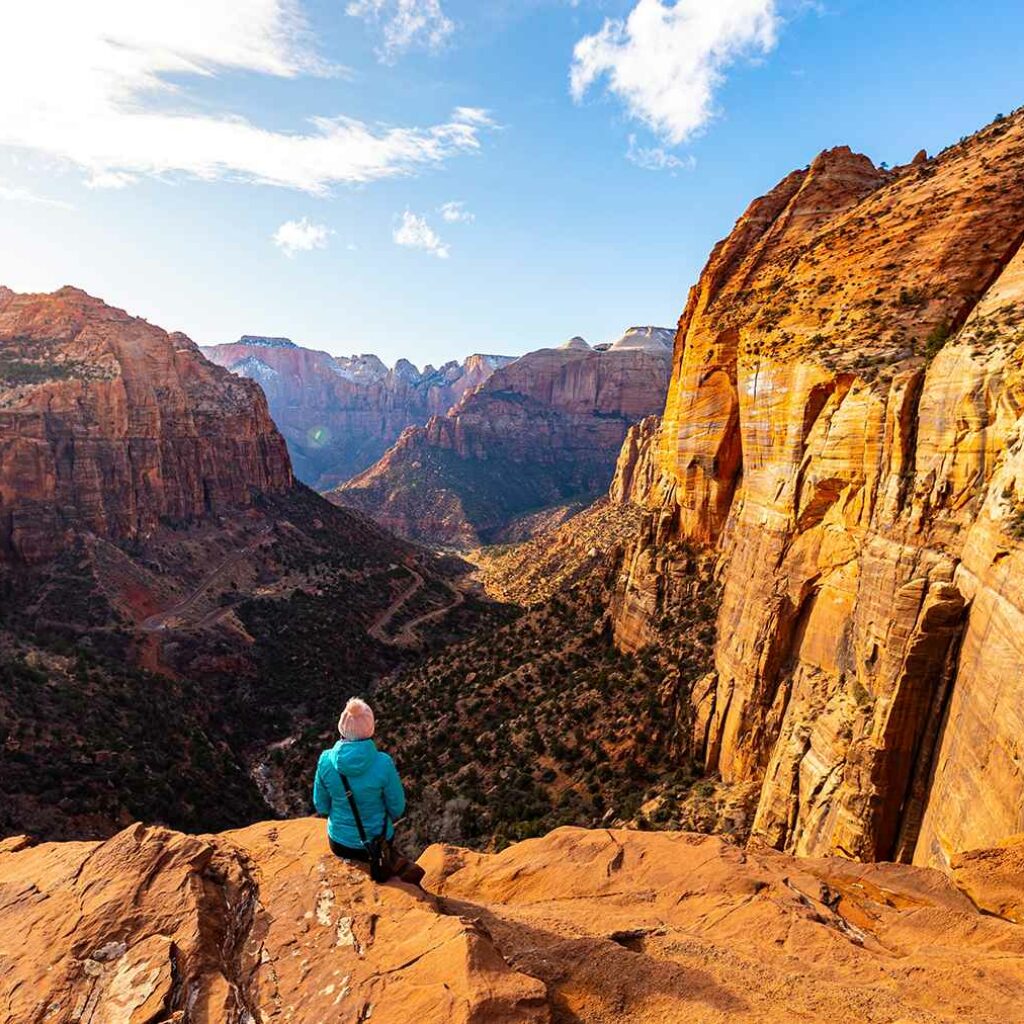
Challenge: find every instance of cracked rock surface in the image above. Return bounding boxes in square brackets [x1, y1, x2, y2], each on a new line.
[0, 819, 546, 1024]
[423, 825, 1024, 1023]
[2, 819, 1021, 1022]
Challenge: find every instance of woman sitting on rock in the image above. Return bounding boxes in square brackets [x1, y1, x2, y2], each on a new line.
[312, 697, 424, 885]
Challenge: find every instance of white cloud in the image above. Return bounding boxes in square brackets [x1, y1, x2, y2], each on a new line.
[346, 0, 454, 61]
[626, 134, 696, 172]
[0, 181, 73, 209]
[570, 0, 779, 145]
[439, 200, 474, 223]
[84, 171, 138, 190]
[273, 217, 332, 257]
[450, 107, 498, 129]
[0, 2, 492, 195]
[393, 211, 450, 258]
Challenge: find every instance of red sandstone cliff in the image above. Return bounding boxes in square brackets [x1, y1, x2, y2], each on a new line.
[611, 111, 1024, 869]
[0, 288, 292, 563]
[202, 337, 512, 489]
[333, 328, 674, 546]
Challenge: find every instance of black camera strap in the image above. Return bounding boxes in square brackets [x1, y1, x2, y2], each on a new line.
[338, 772, 371, 849]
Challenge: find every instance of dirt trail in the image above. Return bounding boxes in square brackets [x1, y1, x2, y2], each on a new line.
[388, 581, 464, 645]
[138, 526, 463, 645]
[368, 567, 424, 642]
[368, 567, 464, 645]
[141, 525, 273, 632]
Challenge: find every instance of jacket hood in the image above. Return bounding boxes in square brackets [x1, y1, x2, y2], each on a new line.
[330, 738, 378, 778]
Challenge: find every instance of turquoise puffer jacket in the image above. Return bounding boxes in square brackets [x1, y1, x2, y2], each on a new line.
[313, 739, 405, 848]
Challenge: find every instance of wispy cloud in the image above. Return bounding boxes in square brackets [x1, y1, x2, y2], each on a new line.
[83, 171, 137, 191]
[393, 210, 450, 258]
[0, 2, 491, 195]
[439, 200, 474, 223]
[346, 0, 454, 62]
[273, 217, 332, 257]
[0, 180, 73, 209]
[571, 0, 779, 145]
[626, 134, 696, 172]
[449, 107, 498, 129]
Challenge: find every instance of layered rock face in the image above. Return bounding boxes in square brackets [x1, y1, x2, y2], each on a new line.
[613, 112, 1024, 867]
[334, 328, 673, 546]
[0, 287, 292, 563]
[203, 336, 512, 489]
[2, 818, 1021, 1024]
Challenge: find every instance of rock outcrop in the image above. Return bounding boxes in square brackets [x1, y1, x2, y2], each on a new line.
[610, 415, 662, 505]
[950, 834, 1024, 923]
[2, 818, 1022, 1023]
[0, 287, 292, 563]
[203, 336, 512, 489]
[612, 111, 1024, 867]
[333, 328, 673, 546]
[0, 819, 547, 1023]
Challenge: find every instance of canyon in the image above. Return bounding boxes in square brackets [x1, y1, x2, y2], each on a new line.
[333, 327, 673, 546]
[2, 104, 1024, 1023]
[0, 286, 472, 841]
[203, 335, 513, 490]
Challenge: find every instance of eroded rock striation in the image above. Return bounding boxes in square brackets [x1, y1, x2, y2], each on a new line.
[333, 328, 673, 546]
[0, 287, 292, 563]
[2, 818, 1021, 1023]
[0, 819, 547, 1024]
[612, 113, 1024, 867]
[203, 336, 512, 489]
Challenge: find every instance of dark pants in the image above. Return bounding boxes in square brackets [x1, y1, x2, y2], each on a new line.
[327, 835, 425, 886]
[328, 837, 369, 861]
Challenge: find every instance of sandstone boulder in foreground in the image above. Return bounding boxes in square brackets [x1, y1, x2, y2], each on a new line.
[2, 820, 1022, 1023]
[0, 819, 546, 1024]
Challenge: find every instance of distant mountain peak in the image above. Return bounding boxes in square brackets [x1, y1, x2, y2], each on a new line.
[238, 335, 297, 349]
[392, 358, 422, 383]
[202, 336, 515, 488]
[561, 336, 591, 351]
[609, 326, 674, 351]
[229, 354, 279, 381]
[332, 353, 389, 383]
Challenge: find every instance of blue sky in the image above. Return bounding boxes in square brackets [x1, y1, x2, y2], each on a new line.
[1, 1, 1021, 368]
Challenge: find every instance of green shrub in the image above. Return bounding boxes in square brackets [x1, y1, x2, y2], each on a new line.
[925, 323, 951, 358]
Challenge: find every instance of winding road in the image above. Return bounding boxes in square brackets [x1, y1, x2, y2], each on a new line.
[139, 527, 463, 646]
[140, 525, 273, 632]
[368, 566, 464, 646]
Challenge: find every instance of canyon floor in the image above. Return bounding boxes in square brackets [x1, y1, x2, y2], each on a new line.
[1, 817, 1021, 1024]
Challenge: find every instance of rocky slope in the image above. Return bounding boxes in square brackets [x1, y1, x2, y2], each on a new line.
[0, 288, 292, 564]
[611, 109, 1024, 868]
[334, 498, 726, 853]
[203, 335, 512, 489]
[1, 817, 1021, 1024]
[333, 328, 673, 546]
[470, 498, 643, 606]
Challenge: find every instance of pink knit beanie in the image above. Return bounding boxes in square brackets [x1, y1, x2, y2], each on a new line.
[338, 697, 375, 741]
